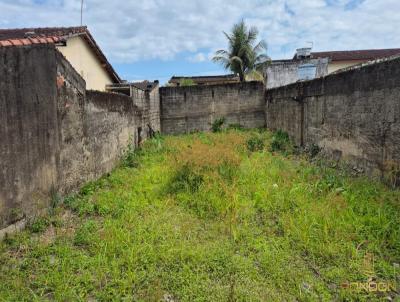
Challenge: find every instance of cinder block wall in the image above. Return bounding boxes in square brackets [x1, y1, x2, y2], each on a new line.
[0, 44, 141, 232]
[160, 81, 266, 134]
[266, 56, 400, 177]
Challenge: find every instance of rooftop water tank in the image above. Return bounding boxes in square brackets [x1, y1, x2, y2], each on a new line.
[296, 47, 312, 58]
[298, 63, 317, 81]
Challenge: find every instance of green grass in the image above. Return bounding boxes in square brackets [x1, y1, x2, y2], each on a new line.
[0, 129, 399, 301]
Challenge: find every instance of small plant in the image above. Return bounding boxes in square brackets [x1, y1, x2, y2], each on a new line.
[308, 143, 321, 158]
[30, 217, 50, 233]
[122, 143, 139, 168]
[270, 130, 293, 154]
[49, 186, 61, 216]
[246, 135, 264, 152]
[211, 117, 225, 133]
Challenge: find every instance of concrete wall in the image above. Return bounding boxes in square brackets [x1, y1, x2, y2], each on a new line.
[0, 44, 60, 229]
[131, 85, 161, 138]
[84, 91, 140, 180]
[0, 44, 140, 233]
[57, 36, 113, 91]
[160, 82, 265, 135]
[266, 58, 329, 89]
[266, 56, 400, 178]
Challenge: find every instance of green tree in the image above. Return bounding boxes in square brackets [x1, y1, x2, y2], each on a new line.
[212, 20, 270, 82]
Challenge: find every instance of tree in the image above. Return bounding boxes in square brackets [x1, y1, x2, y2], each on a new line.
[212, 20, 270, 82]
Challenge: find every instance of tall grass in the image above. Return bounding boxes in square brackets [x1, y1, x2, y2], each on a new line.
[0, 129, 398, 301]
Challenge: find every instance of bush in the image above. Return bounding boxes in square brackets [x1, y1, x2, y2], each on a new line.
[246, 136, 265, 152]
[270, 130, 293, 154]
[211, 117, 225, 133]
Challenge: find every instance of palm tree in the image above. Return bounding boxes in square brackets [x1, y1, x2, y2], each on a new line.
[212, 20, 270, 82]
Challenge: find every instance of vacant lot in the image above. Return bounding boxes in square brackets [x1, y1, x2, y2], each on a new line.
[0, 129, 399, 301]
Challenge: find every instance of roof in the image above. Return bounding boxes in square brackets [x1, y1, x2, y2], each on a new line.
[106, 80, 159, 92]
[131, 80, 159, 91]
[0, 26, 121, 83]
[311, 48, 400, 62]
[169, 74, 239, 84]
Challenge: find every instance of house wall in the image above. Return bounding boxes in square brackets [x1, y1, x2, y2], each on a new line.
[328, 59, 367, 73]
[56, 36, 113, 91]
[266, 58, 329, 89]
[0, 44, 140, 235]
[160, 82, 265, 135]
[266, 56, 400, 178]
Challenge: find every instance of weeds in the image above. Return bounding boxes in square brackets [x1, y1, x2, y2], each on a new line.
[29, 217, 50, 233]
[211, 117, 225, 132]
[0, 129, 399, 302]
[246, 135, 265, 152]
[270, 129, 293, 155]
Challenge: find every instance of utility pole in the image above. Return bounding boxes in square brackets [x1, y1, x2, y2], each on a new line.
[80, 0, 84, 26]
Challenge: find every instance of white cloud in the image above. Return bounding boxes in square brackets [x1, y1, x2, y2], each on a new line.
[187, 53, 208, 63]
[1, 0, 399, 62]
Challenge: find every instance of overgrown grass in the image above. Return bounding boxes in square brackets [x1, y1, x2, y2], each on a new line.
[0, 129, 399, 301]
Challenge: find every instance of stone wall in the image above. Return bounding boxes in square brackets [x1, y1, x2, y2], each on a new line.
[0, 44, 140, 233]
[266, 56, 400, 178]
[160, 81, 265, 134]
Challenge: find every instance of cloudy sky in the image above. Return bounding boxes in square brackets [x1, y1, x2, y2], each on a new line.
[1, 0, 399, 83]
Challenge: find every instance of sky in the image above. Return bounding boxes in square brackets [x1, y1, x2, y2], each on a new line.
[1, 0, 400, 84]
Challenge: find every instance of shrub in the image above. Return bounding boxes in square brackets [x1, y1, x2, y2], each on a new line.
[211, 117, 225, 133]
[270, 130, 293, 154]
[246, 136, 265, 152]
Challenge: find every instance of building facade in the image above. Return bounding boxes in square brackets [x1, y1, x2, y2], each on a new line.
[0, 26, 121, 91]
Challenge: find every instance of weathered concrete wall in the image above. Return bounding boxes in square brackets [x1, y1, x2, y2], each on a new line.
[149, 86, 160, 133]
[266, 56, 400, 177]
[85, 91, 140, 180]
[0, 45, 60, 229]
[131, 84, 160, 138]
[56, 51, 87, 194]
[160, 82, 265, 134]
[0, 44, 141, 232]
